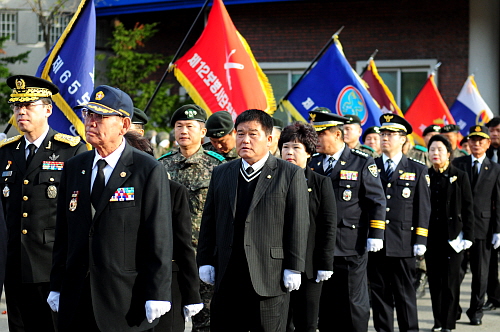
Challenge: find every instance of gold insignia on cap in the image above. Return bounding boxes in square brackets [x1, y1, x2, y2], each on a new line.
[120, 172, 126, 177]
[95, 91, 105, 100]
[383, 115, 394, 122]
[475, 126, 481, 132]
[310, 113, 316, 121]
[16, 78, 26, 90]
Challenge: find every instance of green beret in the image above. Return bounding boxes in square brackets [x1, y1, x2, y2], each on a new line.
[206, 111, 234, 138]
[132, 107, 148, 125]
[440, 124, 460, 133]
[170, 104, 207, 126]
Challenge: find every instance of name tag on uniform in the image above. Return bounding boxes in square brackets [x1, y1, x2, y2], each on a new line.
[340, 170, 358, 180]
[42, 161, 64, 170]
[399, 172, 415, 181]
[2, 171, 12, 177]
[110, 187, 135, 201]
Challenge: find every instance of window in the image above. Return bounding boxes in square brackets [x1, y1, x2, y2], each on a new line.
[260, 62, 310, 102]
[38, 13, 72, 46]
[0, 12, 17, 41]
[355, 59, 438, 113]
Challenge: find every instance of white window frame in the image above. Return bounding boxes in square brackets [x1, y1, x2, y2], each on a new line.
[260, 62, 309, 100]
[0, 11, 17, 42]
[38, 13, 72, 45]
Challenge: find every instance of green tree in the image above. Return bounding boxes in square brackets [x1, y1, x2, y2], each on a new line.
[98, 20, 183, 132]
[0, 36, 31, 124]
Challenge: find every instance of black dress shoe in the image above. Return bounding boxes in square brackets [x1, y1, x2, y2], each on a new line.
[483, 301, 498, 311]
[469, 318, 482, 325]
[442, 329, 452, 332]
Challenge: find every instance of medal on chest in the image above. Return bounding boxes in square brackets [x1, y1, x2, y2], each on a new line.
[3, 185, 9, 198]
[47, 185, 57, 199]
[69, 191, 79, 211]
[402, 187, 411, 198]
[343, 189, 352, 201]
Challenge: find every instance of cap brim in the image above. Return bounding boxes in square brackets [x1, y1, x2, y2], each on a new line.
[86, 102, 131, 117]
[468, 132, 490, 139]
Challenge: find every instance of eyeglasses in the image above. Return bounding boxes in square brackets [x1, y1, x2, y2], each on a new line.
[10, 102, 48, 111]
[81, 109, 122, 123]
[379, 132, 402, 138]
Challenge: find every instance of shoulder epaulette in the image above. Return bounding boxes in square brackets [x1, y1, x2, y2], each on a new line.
[158, 150, 177, 160]
[414, 145, 428, 152]
[361, 144, 376, 153]
[351, 149, 369, 158]
[204, 150, 225, 162]
[54, 133, 81, 147]
[0, 135, 22, 148]
[409, 157, 425, 165]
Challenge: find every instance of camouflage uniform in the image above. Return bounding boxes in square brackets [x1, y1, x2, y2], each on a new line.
[202, 141, 239, 161]
[354, 142, 379, 158]
[407, 145, 432, 168]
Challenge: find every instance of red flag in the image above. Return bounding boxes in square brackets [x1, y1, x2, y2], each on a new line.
[173, 0, 275, 117]
[405, 73, 455, 145]
[362, 59, 404, 117]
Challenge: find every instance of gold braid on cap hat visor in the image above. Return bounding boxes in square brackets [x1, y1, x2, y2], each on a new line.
[9, 87, 53, 103]
[312, 120, 344, 131]
[380, 122, 407, 132]
[86, 103, 130, 117]
[469, 132, 490, 139]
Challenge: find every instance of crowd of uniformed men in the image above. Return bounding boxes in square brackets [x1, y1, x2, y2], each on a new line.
[0, 75, 499, 332]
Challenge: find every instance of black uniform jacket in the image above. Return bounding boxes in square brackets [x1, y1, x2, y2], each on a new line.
[308, 147, 386, 256]
[375, 155, 431, 257]
[452, 155, 500, 239]
[304, 167, 337, 279]
[0, 128, 86, 283]
[197, 155, 309, 297]
[428, 164, 475, 241]
[51, 143, 173, 332]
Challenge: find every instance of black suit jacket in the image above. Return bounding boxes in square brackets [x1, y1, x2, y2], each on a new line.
[428, 165, 475, 242]
[0, 128, 87, 283]
[304, 167, 337, 279]
[197, 154, 309, 297]
[452, 155, 500, 239]
[308, 147, 386, 256]
[51, 143, 173, 332]
[0, 200, 6, 297]
[375, 155, 431, 257]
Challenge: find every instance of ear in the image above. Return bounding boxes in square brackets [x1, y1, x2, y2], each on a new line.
[200, 126, 207, 138]
[121, 117, 131, 134]
[266, 133, 272, 147]
[45, 104, 53, 118]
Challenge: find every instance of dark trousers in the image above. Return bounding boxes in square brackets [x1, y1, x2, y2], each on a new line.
[486, 248, 500, 306]
[287, 273, 323, 332]
[426, 243, 463, 329]
[318, 253, 370, 332]
[467, 239, 492, 320]
[368, 252, 418, 332]
[154, 271, 184, 332]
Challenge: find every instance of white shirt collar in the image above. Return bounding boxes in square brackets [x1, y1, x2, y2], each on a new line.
[382, 151, 403, 167]
[471, 153, 486, 165]
[24, 127, 50, 150]
[241, 152, 270, 173]
[93, 138, 127, 170]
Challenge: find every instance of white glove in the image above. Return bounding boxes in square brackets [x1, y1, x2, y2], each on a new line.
[462, 239, 473, 250]
[283, 269, 301, 291]
[47, 291, 60, 312]
[199, 265, 215, 285]
[367, 238, 384, 252]
[183, 303, 204, 322]
[492, 233, 500, 250]
[413, 244, 427, 256]
[315, 270, 333, 283]
[145, 300, 171, 323]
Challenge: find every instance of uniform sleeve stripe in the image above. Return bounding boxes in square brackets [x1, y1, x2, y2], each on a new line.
[370, 220, 386, 230]
[416, 227, 428, 237]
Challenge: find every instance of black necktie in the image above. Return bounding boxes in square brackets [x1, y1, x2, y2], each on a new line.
[325, 157, 335, 176]
[246, 166, 254, 175]
[91, 159, 107, 209]
[472, 160, 479, 187]
[492, 149, 498, 163]
[26, 144, 36, 167]
[386, 159, 395, 179]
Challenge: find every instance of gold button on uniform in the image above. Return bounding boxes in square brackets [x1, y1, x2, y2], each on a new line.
[22, 212, 28, 218]
[386, 207, 390, 212]
[386, 220, 390, 224]
[23, 196, 28, 201]
[387, 183, 391, 188]
[49, 178, 55, 182]
[24, 180, 29, 185]
[386, 195, 391, 199]
[22, 229, 27, 234]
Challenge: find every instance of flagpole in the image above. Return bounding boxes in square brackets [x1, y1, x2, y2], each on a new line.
[359, 49, 378, 76]
[143, 0, 212, 114]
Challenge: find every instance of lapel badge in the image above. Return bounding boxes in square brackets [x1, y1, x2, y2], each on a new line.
[317, 161, 321, 166]
[267, 175, 272, 179]
[69, 191, 79, 211]
[16, 141, 21, 150]
[120, 172, 126, 178]
[485, 166, 489, 170]
[402, 187, 411, 198]
[308, 188, 312, 192]
[6, 161, 12, 170]
[450, 176, 457, 184]
[49, 153, 59, 161]
[340, 161, 346, 165]
[46, 141, 52, 149]
[47, 185, 57, 199]
[82, 170, 86, 174]
[343, 189, 352, 201]
[399, 170, 403, 174]
[3, 184, 10, 198]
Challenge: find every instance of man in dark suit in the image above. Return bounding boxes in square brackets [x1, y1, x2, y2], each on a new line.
[453, 125, 500, 325]
[370, 114, 431, 332]
[49, 85, 173, 332]
[0, 75, 87, 332]
[307, 111, 386, 332]
[197, 109, 309, 332]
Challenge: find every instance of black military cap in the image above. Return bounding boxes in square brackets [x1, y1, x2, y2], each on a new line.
[468, 125, 490, 139]
[440, 124, 461, 133]
[132, 107, 148, 125]
[76, 85, 134, 118]
[460, 136, 468, 146]
[311, 106, 332, 114]
[345, 115, 361, 125]
[170, 104, 207, 126]
[486, 117, 500, 128]
[309, 111, 347, 132]
[379, 114, 413, 135]
[362, 126, 380, 143]
[7, 75, 59, 103]
[206, 111, 234, 138]
[272, 118, 284, 130]
[422, 124, 442, 137]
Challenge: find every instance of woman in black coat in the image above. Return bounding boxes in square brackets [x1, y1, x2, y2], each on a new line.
[426, 135, 475, 332]
[279, 122, 337, 332]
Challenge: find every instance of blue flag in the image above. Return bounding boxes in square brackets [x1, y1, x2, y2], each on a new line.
[36, 0, 95, 140]
[282, 36, 382, 129]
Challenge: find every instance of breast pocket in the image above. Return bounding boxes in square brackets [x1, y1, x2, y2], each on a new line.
[38, 171, 62, 199]
[338, 180, 359, 203]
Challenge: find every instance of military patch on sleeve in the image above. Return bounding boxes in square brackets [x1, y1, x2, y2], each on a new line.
[204, 150, 225, 162]
[425, 174, 430, 187]
[368, 164, 378, 177]
[0, 135, 22, 148]
[352, 149, 368, 158]
[54, 133, 81, 147]
[409, 157, 425, 165]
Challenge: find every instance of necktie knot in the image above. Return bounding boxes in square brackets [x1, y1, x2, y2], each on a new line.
[97, 159, 107, 172]
[246, 166, 254, 175]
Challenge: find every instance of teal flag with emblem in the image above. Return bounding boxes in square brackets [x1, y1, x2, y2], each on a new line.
[281, 35, 382, 129]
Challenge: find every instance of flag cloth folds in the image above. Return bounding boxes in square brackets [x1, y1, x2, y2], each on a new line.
[450, 75, 493, 136]
[35, 0, 95, 139]
[173, 0, 275, 117]
[280, 35, 382, 129]
[362, 59, 404, 117]
[404, 73, 455, 145]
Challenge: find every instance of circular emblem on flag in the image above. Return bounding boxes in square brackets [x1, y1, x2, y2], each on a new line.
[336, 86, 368, 125]
[476, 109, 490, 126]
[95, 91, 105, 100]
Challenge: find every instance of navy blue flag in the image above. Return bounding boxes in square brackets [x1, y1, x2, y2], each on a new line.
[281, 36, 382, 129]
[35, 0, 95, 140]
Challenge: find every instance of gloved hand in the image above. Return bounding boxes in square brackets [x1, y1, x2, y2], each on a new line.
[315, 270, 333, 283]
[462, 239, 473, 250]
[199, 265, 215, 285]
[492, 233, 500, 250]
[413, 244, 427, 256]
[283, 269, 301, 291]
[47, 291, 60, 312]
[367, 238, 384, 252]
[145, 300, 171, 323]
[183, 303, 204, 322]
